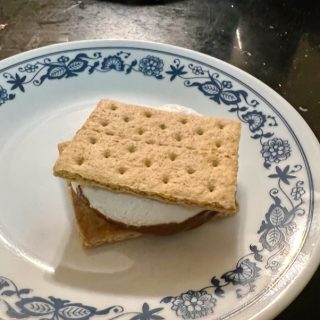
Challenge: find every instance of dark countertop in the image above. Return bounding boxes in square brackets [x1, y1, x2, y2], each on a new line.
[0, 0, 319, 319]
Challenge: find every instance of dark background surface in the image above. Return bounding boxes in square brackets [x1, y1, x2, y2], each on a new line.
[0, 0, 319, 319]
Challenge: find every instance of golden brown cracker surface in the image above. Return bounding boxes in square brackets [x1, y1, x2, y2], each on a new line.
[54, 99, 241, 213]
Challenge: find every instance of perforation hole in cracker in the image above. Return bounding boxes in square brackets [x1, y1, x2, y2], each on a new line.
[103, 150, 111, 158]
[168, 152, 177, 161]
[159, 124, 166, 130]
[212, 159, 219, 167]
[162, 175, 169, 184]
[137, 128, 145, 135]
[180, 118, 188, 124]
[196, 128, 204, 135]
[118, 167, 127, 175]
[144, 111, 152, 118]
[110, 104, 117, 110]
[89, 137, 97, 144]
[127, 145, 136, 153]
[100, 120, 108, 127]
[174, 133, 182, 141]
[76, 157, 84, 166]
[144, 159, 152, 167]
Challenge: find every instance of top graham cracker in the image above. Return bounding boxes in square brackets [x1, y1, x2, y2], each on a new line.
[53, 99, 241, 213]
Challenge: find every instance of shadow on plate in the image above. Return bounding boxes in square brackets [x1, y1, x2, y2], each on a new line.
[50, 201, 245, 297]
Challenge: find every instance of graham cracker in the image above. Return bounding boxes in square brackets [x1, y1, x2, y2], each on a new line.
[59, 142, 141, 247]
[54, 99, 241, 213]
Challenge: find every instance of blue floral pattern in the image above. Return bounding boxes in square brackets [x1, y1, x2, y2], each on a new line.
[170, 291, 215, 319]
[0, 47, 309, 320]
[190, 65, 205, 76]
[24, 64, 38, 73]
[138, 55, 164, 78]
[250, 165, 305, 269]
[101, 55, 125, 71]
[1, 52, 164, 99]
[0, 277, 163, 320]
[242, 110, 266, 132]
[0, 85, 15, 105]
[261, 138, 291, 165]
[291, 181, 305, 200]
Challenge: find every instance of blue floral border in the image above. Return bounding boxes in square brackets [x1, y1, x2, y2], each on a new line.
[0, 46, 312, 320]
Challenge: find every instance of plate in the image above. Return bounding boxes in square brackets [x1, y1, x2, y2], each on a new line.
[0, 40, 319, 320]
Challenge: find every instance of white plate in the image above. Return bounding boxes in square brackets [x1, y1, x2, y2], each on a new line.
[0, 40, 319, 320]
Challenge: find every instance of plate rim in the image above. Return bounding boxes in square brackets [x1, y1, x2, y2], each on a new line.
[0, 39, 319, 320]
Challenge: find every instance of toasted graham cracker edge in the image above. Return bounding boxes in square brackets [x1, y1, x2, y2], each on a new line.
[58, 141, 70, 154]
[57, 169, 238, 214]
[54, 146, 240, 213]
[58, 142, 239, 216]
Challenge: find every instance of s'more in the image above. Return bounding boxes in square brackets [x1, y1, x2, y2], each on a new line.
[53, 99, 241, 247]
